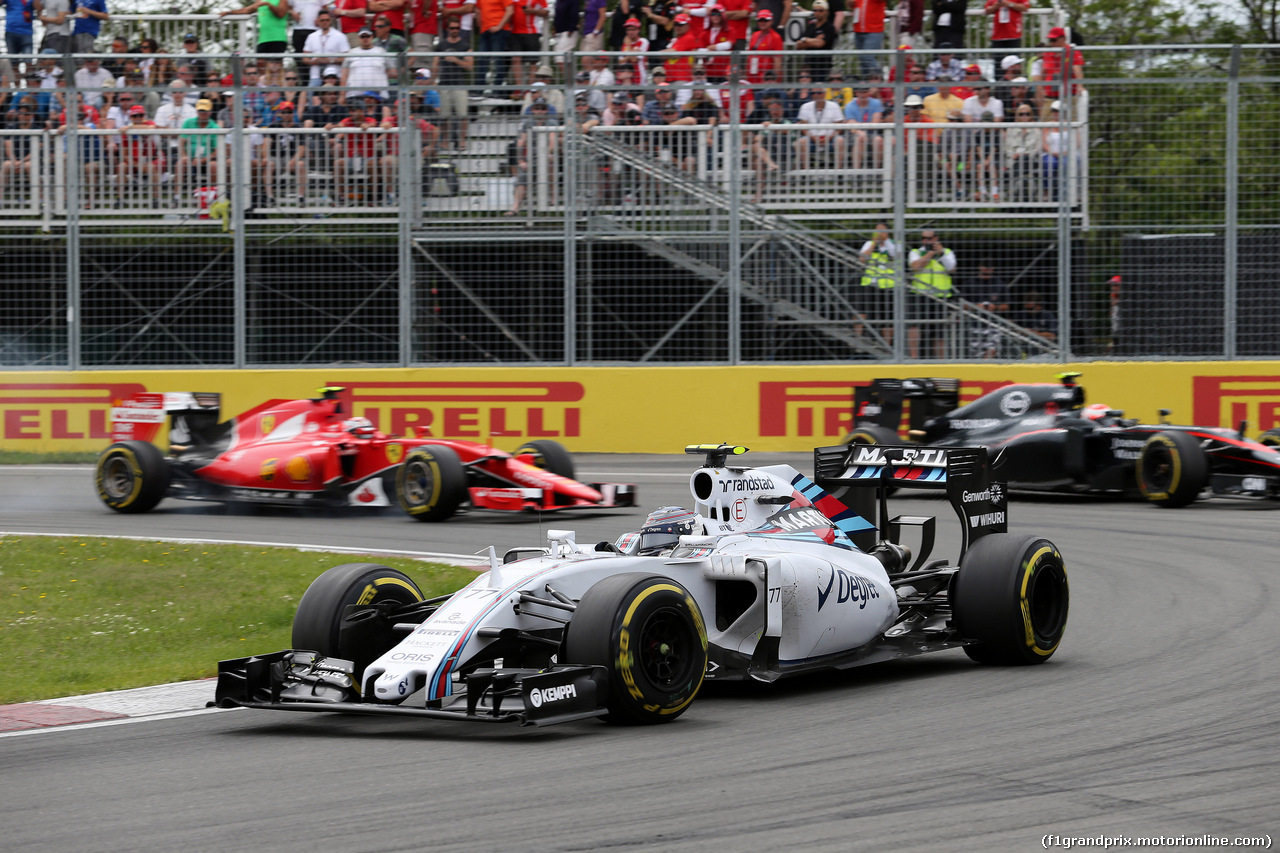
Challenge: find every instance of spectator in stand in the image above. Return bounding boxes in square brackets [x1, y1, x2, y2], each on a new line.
[432, 18, 473, 150]
[70, 0, 109, 54]
[504, 95, 560, 215]
[825, 71, 853, 108]
[328, 96, 381, 204]
[1002, 101, 1037, 200]
[850, 0, 887, 78]
[475, 0, 514, 94]
[662, 14, 704, 83]
[408, 0, 440, 66]
[921, 78, 961, 122]
[304, 11, 350, 86]
[642, 0, 677, 52]
[618, 21, 650, 82]
[154, 81, 197, 168]
[373, 14, 409, 54]
[0, 98, 38, 203]
[654, 96, 696, 172]
[905, 63, 936, 99]
[302, 78, 345, 177]
[38, 0, 72, 54]
[1036, 26, 1083, 119]
[552, 0, 580, 58]
[964, 260, 1011, 357]
[746, 10, 782, 85]
[756, 68, 786, 109]
[221, 0, 291, 54]
[922, 80, 963, 196]
[786, 68, 819, 118]
[262, 101, 307, 203]
[607, 0, 636, 50]
[522, 63, 564, 112]
[703, 6, 735, 82]
[370, 0, 408, 36]
[962, 81, 1002, 201]
[931, 0, 965, 50]
[342, 27, 392, 102]
[795, 0, 837, 81]
[117, 103, 162, 207]
[682, 81, 719, 126]
[509, 0, 549, 94]
[925, 50, 963, 82]
[1017, 291, 1057, 341]
[843, 81, 884, 170]
[675, 63, 711, 106]
[74, 57, 113, 112]
[865, 69, 893, 108]
[1003, 75, 1033, 112]
[901, 92, 936, 184]
[984, 0, 1028, 71]
[165, 64, 200, 106]
[721, 0, 750, 47]
[239, 64, 269, 124]
[641, 80, 675, 123]
[335, 0, 370, 46]
[602, 90, 633, 125]
[291, 0, 325, 51]
[580, 0, 606, 51]
[137, 39, 169, 87]
[178, 98, 220, 204]
[180, 34, 212, 90]
[999, 53, 1023, 83]
[58, 102, 106, 205]
[442, 0, 476, 42]
[794, 87, 845, 171]
[951, 63, 983, 100]
[614, 60, 642, 101]
[749, 96, 790, 202]
[1041, 99, 1065, 199]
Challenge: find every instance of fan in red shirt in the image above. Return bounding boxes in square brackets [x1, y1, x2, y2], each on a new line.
[703, 6, 736, 82]
[1037, 26, 1084, 114]
[719, 0, 751, 46]
[116, 105, 163, 207]
[663, 14, 707, 83]
[746, 9, 782, 84]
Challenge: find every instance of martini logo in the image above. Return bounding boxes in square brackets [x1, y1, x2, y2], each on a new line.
[327, 381, 583, 439]
[1193, 375, 1280, 432]
[260, 458, 278, 481]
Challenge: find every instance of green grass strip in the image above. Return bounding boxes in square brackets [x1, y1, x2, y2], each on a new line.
[0, 535, 477, 704]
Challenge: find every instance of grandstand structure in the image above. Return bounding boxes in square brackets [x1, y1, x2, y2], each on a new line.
[0, 37, 1276, 368]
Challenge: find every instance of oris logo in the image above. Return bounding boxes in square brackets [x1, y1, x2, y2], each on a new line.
[528, 683, 577, 708]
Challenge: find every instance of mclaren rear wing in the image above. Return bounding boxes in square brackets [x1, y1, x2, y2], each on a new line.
[813, 442, 1008, 554]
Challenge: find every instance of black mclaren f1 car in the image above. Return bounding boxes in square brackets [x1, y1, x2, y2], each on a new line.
[844, 374, 1280, 507]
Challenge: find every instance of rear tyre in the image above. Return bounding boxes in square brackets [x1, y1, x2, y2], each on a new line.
[840, 424, 902, 448]
[1258, 428, 1280, 449]
[952, 533, 1069, 665]
[94, 440, 170, 513]
[562, 573, 707, 725]
[1136, 430, 1207, 508]
[292, 562, 424, 676]
[515, 439, 575, 480]
[397, 445, 468, 521]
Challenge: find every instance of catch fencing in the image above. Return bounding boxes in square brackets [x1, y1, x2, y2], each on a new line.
[0, 45, 1276, 368]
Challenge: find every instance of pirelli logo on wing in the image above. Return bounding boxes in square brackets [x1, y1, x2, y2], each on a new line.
[1192, 375, 1280, 432]
[330, 381, 584, 439]
[1, 382, 147, 442]
[758, 381, 1009, 438]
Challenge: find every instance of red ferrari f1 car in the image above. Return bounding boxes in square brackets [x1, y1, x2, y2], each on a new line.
[94, 388, 635, 520]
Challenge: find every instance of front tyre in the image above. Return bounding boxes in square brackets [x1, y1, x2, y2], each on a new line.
[292, 562, 424, 676]
[1258, 428, 1280, 449]
[515, 439, 575, 480]
[1136, 430, 1207, 508]
[397, 445, 468, 522]
[952, 533, 1069, 665]
[563, 573, 707, 725]
[95, 440, 170, 513]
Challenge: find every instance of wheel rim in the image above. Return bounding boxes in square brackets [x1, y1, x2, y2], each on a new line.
[517, 445, 546, 469]
[1143, 445, 1175, 492]
[637, 606, 699, 691]
[402, 459, 435, 508]
[102, 455, 135, 500]
[1026, 562, 1068, 640]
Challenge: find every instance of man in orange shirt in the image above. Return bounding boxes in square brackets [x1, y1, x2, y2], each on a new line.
[475, 0, 513, 93]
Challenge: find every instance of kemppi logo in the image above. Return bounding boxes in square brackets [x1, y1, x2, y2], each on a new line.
[327, 381, 584, 439]
[1, 382, 146, 442]
[758, 381, 1008, 438]
[1193, 375, 1280, 431]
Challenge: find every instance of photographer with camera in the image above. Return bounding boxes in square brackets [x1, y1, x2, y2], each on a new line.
[907, 228, 956, 358]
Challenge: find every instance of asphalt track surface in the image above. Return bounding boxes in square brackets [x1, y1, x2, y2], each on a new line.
[2, 456, 1279, 852]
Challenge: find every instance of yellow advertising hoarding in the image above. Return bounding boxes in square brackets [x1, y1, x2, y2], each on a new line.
[3, 363, 1280, 453]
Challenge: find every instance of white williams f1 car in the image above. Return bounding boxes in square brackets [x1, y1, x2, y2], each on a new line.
[215, 443, 1069, 727]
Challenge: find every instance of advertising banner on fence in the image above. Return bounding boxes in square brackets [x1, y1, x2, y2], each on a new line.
[3, 363, 1280, 454]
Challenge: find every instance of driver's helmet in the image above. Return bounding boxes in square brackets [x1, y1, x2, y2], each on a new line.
[342, 416, 377, 438]
[1082, 403, 1111, 421]
[637, 506, 697, 555]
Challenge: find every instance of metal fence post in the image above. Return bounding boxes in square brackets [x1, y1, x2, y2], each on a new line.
[728, 57, 742, 365]
[564, 51, 577, 366]
[64, 54, 82, 370]
[231, 54, 247, 368]
[891, 47, 907, 363]
[1056, 45, 1072, 361]
[1225, 45, 1240, 360]
[399, 51, 414, 367]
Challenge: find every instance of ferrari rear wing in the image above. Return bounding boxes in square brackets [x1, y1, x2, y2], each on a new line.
[109, 392, 222, 443]
[813, 443, 1007, 552]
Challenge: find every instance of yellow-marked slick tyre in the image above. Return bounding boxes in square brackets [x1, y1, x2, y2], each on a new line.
[952, 534, 1069, 666]
[1136, 430, 1207, 508]
[396, 445, 468, 522]
[1258, 428, 1280, 449]
[292, 563, 424, 677]
[94, 440, 170, 513]
[563, 574, 708, 725]
[840, 424, 902, 448]
[514, 439, 575, 480]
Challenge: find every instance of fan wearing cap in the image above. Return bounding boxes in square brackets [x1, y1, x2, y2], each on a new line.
[178, 33, 212, 89]
[984, 0, 1028, 67]
[619, 17, 650, 83]
[794, 0, 838, 82]
[661, 12, 706, 83]
[744, 9, 782, 83]
[328, 96, 384, 205]
[1036, 26, 1083, 118]
[176, 97, 221, 203]
[341, 26, 392, 104]
[115, 101, 163, 207]
[950, 63, 984, 100]
[701, 5, 736, 82]
[925, 50, 964, 83]
[259, 98, 310, 204]
[521, 64, 565, 113]
[220, 0, 290, 54]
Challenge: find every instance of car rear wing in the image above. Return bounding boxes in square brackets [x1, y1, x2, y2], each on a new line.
[854, 378, 961, 434]
[109, 392, 222, 444]
[813, 442, 1007, 554]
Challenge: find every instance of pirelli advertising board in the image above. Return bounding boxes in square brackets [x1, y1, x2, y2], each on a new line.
[2, 364, 1280, 453]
